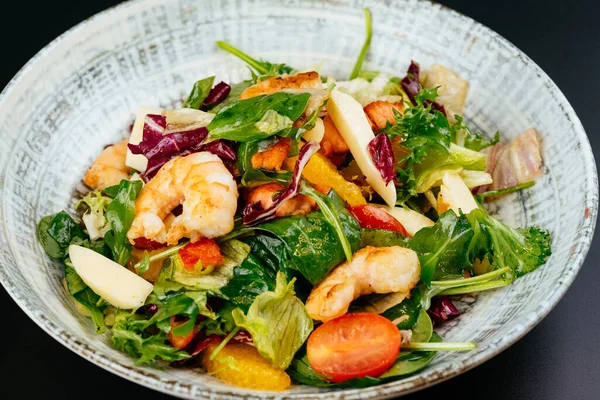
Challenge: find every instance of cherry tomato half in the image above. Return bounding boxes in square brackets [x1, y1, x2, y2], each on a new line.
[348, 204, 407, 236]
[307, 313, 401, 382]
[178, 238, 224, 272]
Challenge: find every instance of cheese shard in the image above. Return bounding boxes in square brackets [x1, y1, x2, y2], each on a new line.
[125, 106, 164, 172]
[437, 172, 479, 215]
[326, 90, 397, 206]
[373, 204, 435, 237]
[68, 245, 153, 310]
[302, 117, 325, 143]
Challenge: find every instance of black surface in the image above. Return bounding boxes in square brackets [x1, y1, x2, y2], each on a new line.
[1, 1, 599, 399]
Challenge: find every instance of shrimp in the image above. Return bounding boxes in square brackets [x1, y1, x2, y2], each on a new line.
[363, 100, 403, 131]
[246, 182, 316, 217]
[83, 139, 130, 190]
[127, 152, 238, 245]
[305, 246, 420, 322]
[240, 71, 322, 100]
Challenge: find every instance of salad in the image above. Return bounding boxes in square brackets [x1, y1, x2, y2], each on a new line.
[37, 9, 551, 391]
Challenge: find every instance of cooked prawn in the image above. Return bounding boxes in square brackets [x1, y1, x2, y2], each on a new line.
[246, 182, 316, 217]
[363, 100, 403, 131]
[127, 152, 238, 245]
[83, 139, 130, 190]
[305, 246, 420, 322]
[240, 71, 322, 99]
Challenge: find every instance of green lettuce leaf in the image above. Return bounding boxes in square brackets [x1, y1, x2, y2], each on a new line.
[232, 272, 313, 369]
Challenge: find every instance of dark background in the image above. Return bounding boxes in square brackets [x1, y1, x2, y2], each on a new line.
[1, 0, 599, 399]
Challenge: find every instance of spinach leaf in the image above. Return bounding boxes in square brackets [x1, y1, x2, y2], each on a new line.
[38, 212, 87, 259]
[207, 92, 311, 142]
[360, 229, 410, 248]
[381, 285, 426, 330]
[411, 309, 433, 343]
[300, 183, 354, 262]
[378, 333, 440, 379]
[182, 76, 215, 109]
[103, 179, 143, 265]
[232, 272, 313, 369]
[252, 208, 361, 285]
[410, 210, 474, 285]
[65, 265, 106, 334]
[220, 253, 276, 312]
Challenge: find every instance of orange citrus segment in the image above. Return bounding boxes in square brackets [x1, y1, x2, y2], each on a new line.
[285, 152, 367, 206]
[201, 342, 291, 391]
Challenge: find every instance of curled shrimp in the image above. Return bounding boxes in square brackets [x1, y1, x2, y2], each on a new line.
[127, 152, 238, 245]
[83, 139, 130, 190]
[305, 246, 420, 322]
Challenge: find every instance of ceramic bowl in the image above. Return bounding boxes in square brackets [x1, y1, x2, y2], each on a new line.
[0, 0, 596, 398]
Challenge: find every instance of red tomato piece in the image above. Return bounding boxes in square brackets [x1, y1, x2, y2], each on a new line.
[348, 205, 408, 236]
[307, 313, 401, 383]
[178, 238, 224, 272]
[167, 316, 199, 350]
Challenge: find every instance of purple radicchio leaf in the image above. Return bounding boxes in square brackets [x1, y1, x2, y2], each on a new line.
[427, 296, 460, 325]
[128, 113, 237, 182]
[201, 81, 231, 110]
[367, 133, 395, 184]
[242, 141, 321, 226]
[400, 61, 447, 116]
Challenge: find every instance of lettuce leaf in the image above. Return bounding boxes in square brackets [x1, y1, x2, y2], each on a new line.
[232, 272, 313, 369]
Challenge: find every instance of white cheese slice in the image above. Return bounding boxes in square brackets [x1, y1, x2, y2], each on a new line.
[68, 245, 153, 310]
[373, 204, 435, 237]
[302, 117, 325, 143]
[125, 106, 164, 172]
[437, 171, 479, 215]
[326, 90, 397, 206]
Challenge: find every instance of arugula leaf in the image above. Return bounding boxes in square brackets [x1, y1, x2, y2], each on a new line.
[216, 40, 294, 81]
[182, 76, 215, 109]
[349, 9, 373, 80]
[103, 179, 143, 265]
[64, 266, 107, 334]
[232, 272, 313, 369]
[38, 212, 87, 259]
[111, 310, 189, 365]
[410, 210, 475, 285]
[208, 92, 310, 142]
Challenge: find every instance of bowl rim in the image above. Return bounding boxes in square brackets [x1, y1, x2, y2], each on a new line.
[0, 0, 597, 399]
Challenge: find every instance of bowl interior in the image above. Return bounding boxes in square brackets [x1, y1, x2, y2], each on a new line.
[0, 0, 596, 399]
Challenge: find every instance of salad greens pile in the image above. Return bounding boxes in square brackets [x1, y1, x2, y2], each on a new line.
[36, 7, 551, 392]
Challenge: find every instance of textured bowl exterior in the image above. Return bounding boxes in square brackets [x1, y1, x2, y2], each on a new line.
[0, 0, 596, 399]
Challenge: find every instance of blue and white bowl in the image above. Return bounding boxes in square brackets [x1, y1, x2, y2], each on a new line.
[0, 0, 596, 398]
